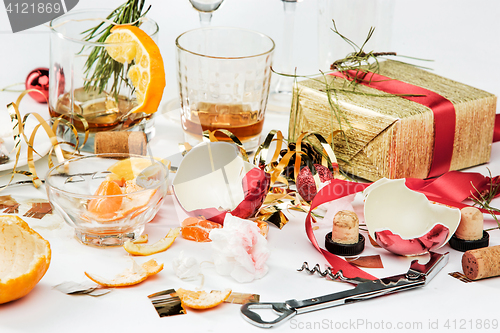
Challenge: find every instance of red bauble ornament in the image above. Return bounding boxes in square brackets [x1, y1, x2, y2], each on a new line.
[296, 164, 334, 202]
[25, 68, 50, 103]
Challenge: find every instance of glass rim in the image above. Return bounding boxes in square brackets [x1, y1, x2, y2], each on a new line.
[175, 26, 275, 60]
[49, 8, 159, 46]
[45, 153, 168, 198]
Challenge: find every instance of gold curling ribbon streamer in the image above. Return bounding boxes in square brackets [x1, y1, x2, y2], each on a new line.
[50, 115, 89, 159]
[294, 132, 308, 181]
[202, 129, 249, 162]
[252, 130, 341, 188]
[253, 130, 284, 170]
[2, 89, 89, 190]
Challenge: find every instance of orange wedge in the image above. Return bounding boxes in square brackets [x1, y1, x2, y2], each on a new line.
[123, 228, 180, 256]
[87, 180, 123, 216]
[105, 25, 165, 114]
[181, 217, 222, 242]
[0, 215, 51, 304]
[85, 259, 163, 287]
[176, 288, 232, 310]
[82, 180, 156, 223]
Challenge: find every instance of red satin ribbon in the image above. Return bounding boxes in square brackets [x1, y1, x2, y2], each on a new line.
[494, 114, 500, 142]
[306, 180, 376, 281]
[331, 70, 456, 178]
[305, 172, 500, 283]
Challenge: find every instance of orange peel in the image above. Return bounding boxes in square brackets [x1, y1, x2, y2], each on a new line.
[123, 228, 180, 256]
[132, 234, 148, 244]
[176, 288, 232, 310]
[84, 259, 163, 287]
[0, 215, 51, 304]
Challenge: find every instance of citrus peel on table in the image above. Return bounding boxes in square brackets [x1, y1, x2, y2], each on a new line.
[123, 228, 180, 256]
[84, 259, 163, 287]
[176, 288, 232, 310]
[0, 215, 51, 304]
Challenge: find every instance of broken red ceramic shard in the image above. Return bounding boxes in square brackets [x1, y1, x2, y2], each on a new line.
[364, 178, 461, 256]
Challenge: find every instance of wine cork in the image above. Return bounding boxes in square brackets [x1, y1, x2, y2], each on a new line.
[331, 210, 359, 245]
[455, 207, 483, 240]
[94, 132, 147, 155]
[462, 245, 500, 280]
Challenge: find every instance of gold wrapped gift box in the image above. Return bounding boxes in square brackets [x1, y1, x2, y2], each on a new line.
[289, 60, 497, 181]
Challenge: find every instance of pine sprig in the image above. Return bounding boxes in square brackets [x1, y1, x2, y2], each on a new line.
[470, 169, 500, 230]
[282, 20, 430, 153]
[81, 0, 151, 97]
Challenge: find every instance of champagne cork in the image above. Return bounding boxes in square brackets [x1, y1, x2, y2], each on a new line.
[331, 210, 359, 245]
[462, 245, 500, 280]
[455, 207, 483, 240]
[94, 132, 147, 155]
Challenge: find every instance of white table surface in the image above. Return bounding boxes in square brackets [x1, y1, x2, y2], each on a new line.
[1, 1, 500, 332]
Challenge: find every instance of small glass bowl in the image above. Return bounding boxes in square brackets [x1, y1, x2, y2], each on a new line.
[46, 153, 168, 246]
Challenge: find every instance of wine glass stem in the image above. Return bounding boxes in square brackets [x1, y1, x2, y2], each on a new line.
[199, 12, 213, 26]
[273, 1, 297, 94]
[282, 1, 296, 75]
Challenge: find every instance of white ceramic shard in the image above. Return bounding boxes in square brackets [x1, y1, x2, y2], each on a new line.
[364, 178, 461, 256]
[172, 142, 270, 223]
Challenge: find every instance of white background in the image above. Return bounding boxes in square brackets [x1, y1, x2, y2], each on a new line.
[1, 0, 500, 108]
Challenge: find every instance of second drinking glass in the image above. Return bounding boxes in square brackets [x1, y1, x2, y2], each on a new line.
[176, 27, 275, 152]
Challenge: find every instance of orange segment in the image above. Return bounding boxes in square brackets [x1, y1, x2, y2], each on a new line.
[181, 217, 222, 242]
[176, 288, 232, 310]
[105, 25, 165, 114]
[0, 215, 51, 304]
[87, 180, 123, 217]
[84, 259, 163, 287]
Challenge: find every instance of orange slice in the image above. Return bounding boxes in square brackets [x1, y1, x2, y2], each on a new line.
[176, 288, 232, 310]
[84, 259, 163, 287]
[123, 228, 180, 256]
[0, 215, 51, 304]
[107, 158, 155, 182]
[181, 217, 222, 242]
[105, 25, 165, 114]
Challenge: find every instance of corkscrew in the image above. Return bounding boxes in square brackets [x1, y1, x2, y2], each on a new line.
[241, 251, 449, 328]
[297, 262, 371, 285]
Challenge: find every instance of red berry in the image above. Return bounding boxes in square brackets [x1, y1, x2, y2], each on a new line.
[296, 164, 334, 201]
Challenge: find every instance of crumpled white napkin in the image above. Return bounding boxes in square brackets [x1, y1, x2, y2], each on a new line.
[209, 214, 270, 283]
[172, 251, 202, 281]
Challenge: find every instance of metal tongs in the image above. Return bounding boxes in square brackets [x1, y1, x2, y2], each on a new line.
[241, 251, 449, 328]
